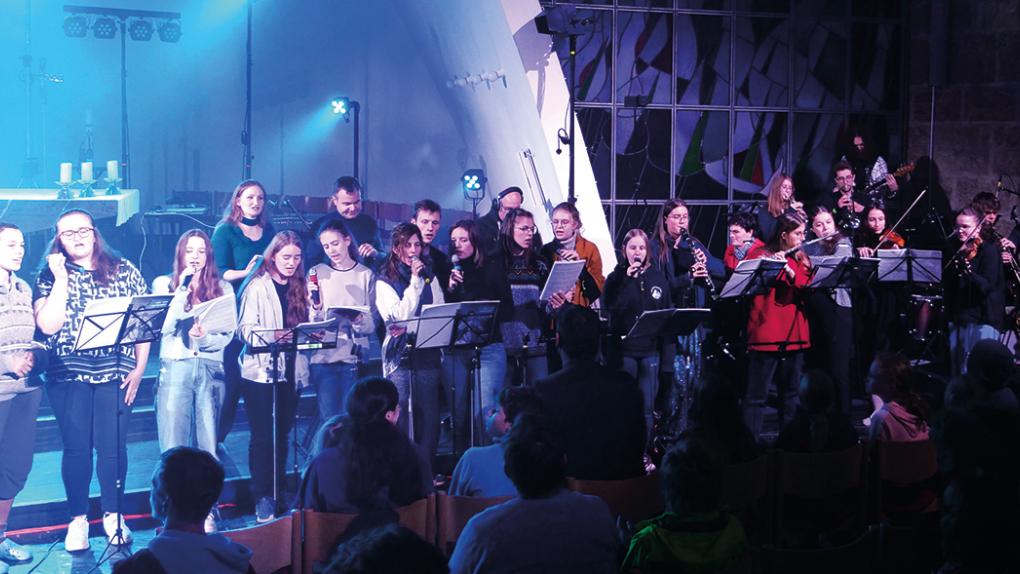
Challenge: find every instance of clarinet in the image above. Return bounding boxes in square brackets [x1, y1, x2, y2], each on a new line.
[680, 229, 718, 303]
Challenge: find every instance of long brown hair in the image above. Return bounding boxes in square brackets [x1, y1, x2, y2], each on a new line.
[766, 210, 811, 268]
[381, 223, 424, 284]
[255, 231, 308, 327]
[767, 173, 794, 217]
[169, 229, 224, 307]
[499, 208, 542, 267]
[43, 209, 121, 286]
[655, 198, 688, 266]
[450, 219, 484, 266]
[222, 179, 268, 226]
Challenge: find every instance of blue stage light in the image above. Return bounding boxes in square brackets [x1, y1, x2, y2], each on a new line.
[93, 17, 117, 39]
[129, 19, 154, 41]
[158, 20, 182, 43]
[462, 169, 486, 194]
[64, 15, 88, 38]
[330, 98, 349, 115]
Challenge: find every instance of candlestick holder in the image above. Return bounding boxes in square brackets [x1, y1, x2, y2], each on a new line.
[104, 177, 122, 196]
[77, 179, 97, 198]
[56, 181, 74, 200]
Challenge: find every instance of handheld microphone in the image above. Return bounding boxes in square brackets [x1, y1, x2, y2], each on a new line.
[451, 254, 462, 272]
[308, 268, 321, 306]
[411, 256, 432, 285]
[181, 273, 194, 288]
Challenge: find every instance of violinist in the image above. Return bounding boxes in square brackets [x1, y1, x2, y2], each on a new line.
[802, 207, 853, 415]
[855, 203, 905, 258]
[743, 210, 812, 436]
[944, 207, 1006, 376]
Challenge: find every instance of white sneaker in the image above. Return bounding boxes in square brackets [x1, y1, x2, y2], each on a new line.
[64, 516, 90, 552]
[204, 511, 218, 534]
[102, 513, 133, 545]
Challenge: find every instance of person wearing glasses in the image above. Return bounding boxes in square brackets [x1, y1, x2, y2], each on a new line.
[496, 208, 570, 386]
[34, 210, 149, 551]
[541, 202, 605, 309]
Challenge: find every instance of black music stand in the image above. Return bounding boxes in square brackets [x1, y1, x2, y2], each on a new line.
[877, 248, 942, 285]
[624, 308, 711, 341]
[809, 255, 877, 291]
[249, 317, 339, 504]
[72, 294, 173, 555]
[720, 257, 786, 299]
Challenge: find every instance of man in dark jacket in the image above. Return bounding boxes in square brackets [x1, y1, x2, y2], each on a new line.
[475, 186, 523, 256]
[306, 176, 384, 269]
[533, 305, 646, 480]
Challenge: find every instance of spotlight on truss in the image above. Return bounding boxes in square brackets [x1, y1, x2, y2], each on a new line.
[158, 20, 182, 43]
[128, 19, 153, 41]
[461, 169, 487, 199]
[92, 16, 117, 39]
[63, 15, 88, 38]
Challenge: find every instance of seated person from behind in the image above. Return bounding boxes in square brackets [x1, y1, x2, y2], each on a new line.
[776, 370, 860, 453]
[680, 374, 758, 464]
[448, 387, 541, 498]
[962, 339, 1019, 413]
[114, 447, 253, 574]
[867, 352, 931, 442]
[533, 304, 646, 480]
[298, 377, 429, 515]
[449, 414, 620, 574]
[622, 438, 748, 574]
[321, 524, 448, 574]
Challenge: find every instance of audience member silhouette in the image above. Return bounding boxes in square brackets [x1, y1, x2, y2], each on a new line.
[449, 413, 619, 574]
[321, 523, 448, 574]
[114, 447, 253, 574]
[532, 305, 646, 480]
[297, 377, 429, 525]
[776, 370, 859, 453]
[866, 352, 931, 442]
[680, 374, 758, 464]
[622, 438, 748, 573]
[448, 386, 541, 498]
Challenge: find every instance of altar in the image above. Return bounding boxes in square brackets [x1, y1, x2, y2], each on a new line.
[0, 188, 140, 232]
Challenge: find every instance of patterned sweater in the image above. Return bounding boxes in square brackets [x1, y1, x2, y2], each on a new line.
[0, 276, 43, 401]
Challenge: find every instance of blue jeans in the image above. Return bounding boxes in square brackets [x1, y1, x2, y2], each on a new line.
[155, 358, 225, 457]
[47, 379, 133, 516]
[621, 354, 658, 444]
[444, 343, 507, 452]
[949, 322, 1001, 376]
[310, 362, 359, 422]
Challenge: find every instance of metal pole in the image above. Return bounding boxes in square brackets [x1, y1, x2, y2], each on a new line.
[120, 18, 130, 188]
[568, 34, 577, 204]
[242, 0, 253, 179]
[352, 101, 360, 182]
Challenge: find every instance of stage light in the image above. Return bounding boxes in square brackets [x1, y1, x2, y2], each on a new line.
[128, 19, 153, 41]
[63, 15, 87, 38]
[93, 17, 117, 39]
[462, 169, 487, 195]
[330, 97, 349, 116]
[158, 20, 182, 43]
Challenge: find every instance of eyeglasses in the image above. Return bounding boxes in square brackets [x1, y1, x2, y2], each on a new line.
[58, 227, 95, 239]
[515, 226, 537, 234]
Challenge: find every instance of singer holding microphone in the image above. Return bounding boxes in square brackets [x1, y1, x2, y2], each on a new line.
[34, 209, 149, 550]
[602, 229, 672, 444]
[307, 219, 376, 422]
[377, 223, 445, 458]
[444, 220, 512, 452]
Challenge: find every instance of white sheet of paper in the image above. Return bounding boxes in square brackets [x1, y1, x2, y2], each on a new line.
[185, 294, 238, 334]
[540, 260, 586, 301]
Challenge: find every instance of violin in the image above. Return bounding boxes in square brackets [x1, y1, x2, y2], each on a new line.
[875, 229, 906, 249]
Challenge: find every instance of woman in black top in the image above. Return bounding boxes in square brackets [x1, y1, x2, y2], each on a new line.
[444, 220, 513, 452]
[603, 229, 672, 443]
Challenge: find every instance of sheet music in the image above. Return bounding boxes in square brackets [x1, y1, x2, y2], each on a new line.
[183, 294, 238, 334]
[294, 318, 339, 351]
[720, 258, 785, 299]
[540, 260, 586, 300]
[328, 306, 371, 322]
[808, 255, 848, 289]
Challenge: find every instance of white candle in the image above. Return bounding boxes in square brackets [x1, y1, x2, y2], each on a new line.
[81, 162, 93, 182]
[107, 160, 119, 181]
[59, 162, 72, 185]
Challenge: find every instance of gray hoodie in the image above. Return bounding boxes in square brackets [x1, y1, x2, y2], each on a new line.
[148, 530, 253, 574]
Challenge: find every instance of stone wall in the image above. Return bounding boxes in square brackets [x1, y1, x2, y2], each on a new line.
[907, 0, 1020, 213]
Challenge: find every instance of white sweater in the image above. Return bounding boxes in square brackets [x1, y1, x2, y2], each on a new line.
[156, 278, 236, 362]
[238, 273, 310, 387]
[308, 262, 376, 365]
[376, 274, 445, 376]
